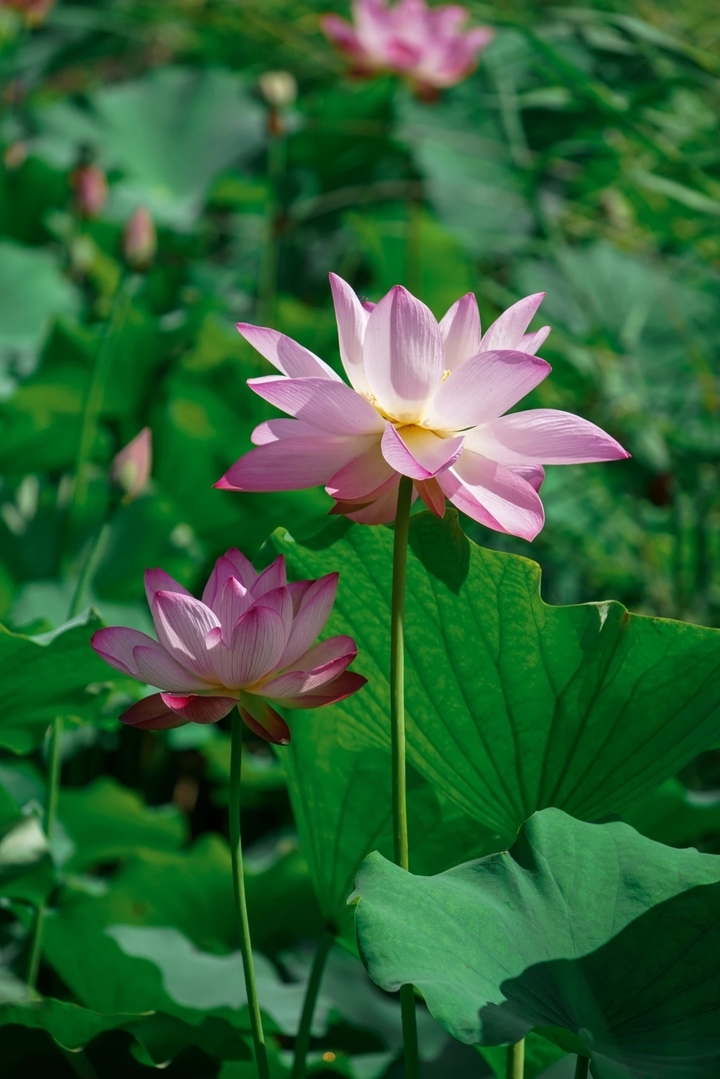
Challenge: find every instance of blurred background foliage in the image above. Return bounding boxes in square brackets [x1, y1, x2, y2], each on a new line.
[0, 0, 719, 1075]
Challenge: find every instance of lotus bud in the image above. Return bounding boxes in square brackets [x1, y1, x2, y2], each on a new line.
[111, 428, 152, 501]
[1, 0, 55, 27]
[259, 71, 298, 110]
[123, 207, 157, 272]
[259, 71, 297, 136]
[72, 161, 107, 219]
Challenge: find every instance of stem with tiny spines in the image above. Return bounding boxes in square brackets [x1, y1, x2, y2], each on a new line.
[390, 475, 420, 1079]
[291, 928, 335, 1079]
[26, 715, 63, 989]
[230, 710, 271, 1079]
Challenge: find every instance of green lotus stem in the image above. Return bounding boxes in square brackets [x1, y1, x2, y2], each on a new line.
[68, 277, 135, 534]
[291, 928, 335, 1079]
[390, 474, 420, 1078]
[506, 1039, 525, 1079]
[26, 715, 63, 989]
[258, 128, 286, 326]
[405, 190, 423, 299]
[575, 1056, 590, 1079]
[230, 709, 271, 1079]
[68, 520, 111, 620]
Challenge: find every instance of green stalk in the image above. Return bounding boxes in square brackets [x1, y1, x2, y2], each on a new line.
[506, 1039, 525, 1079]
[291, 928, 335, 1079]
[575, 1056, 590, 1079]
[258, 123, 286, 326]
[67, 520, 111, 620]
[390, 475, 420, 1079]
[26, 716, 63, 988]
[405, 188, 423, 299]
[67, 277, 135, 537]
[230, 710, 270, 1079]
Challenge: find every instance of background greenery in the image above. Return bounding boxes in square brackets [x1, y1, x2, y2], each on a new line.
[0, 0, 719, 1075]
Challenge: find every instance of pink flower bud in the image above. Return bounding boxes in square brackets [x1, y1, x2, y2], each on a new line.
[1, 0, 55, 27]
[123, 207, 157, 271]
[111, 428, 152, 501]
[72, 162, 108, 219]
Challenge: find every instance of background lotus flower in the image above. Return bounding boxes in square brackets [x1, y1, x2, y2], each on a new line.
[217, 276, 629, 542]
[123, 207, 157, 271]
[321, 0, 493, 94]
[1, 0, 55, 27]
[72, 162, 108, 218]
[91, 549, 366, 743]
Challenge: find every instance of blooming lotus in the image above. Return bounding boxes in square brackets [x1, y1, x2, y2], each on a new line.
[91, 549, 365, 744]
[217, 277, 629, 541]
[321, 0, 493, 94]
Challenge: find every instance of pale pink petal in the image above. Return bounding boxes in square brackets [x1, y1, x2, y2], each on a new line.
[277, 574, 339, 669]
[423, 350, 551, 431]
[250, 585, 293, 648]
[247, 375, 383, 436]
[275, 670, 367, 709]
[213, 576, 253, 640]
[363, 286, 444, 422]
[341, 478, 419, 525]
[160, 692, 237, 724]
[236, 324, 340, 380]
[252, 556, 287, 597]
[228, 605, 288, 687]
[238, 694, 291, 745]
[415, 478, 446, 517]
[325, 440, 394, 500]
[262, 653, 355, 703]
[216, 435, 376, 492]
[151, 592, 220, 677]
[320, 13, 365, 59]
[465, 25, 494, 52]
[381, 423, 464, 480]
[517, 326, 550, 356]
[251, 418, 322, 446]
[468, 409, 630, 465]
[91, 626, 157, 677]
[439, 293, 481, 371]
[329, 273, 372, 396]
[480, 294, 546, 353]
[438, 453, 545, 541]
[202, 550, 255, 608]
[144, 569, 192, 609]
[132, 643, 213, 693]
[286, 634, 356, 674]
[512, 463, 545, 492]
[120, 694, 189, 731]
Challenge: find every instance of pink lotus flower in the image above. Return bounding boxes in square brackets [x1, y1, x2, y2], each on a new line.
[321, 0, 493, 94]
[217, 277, 629, 541]
[91, 549, 366, 744]
[111, 427, 152, 501]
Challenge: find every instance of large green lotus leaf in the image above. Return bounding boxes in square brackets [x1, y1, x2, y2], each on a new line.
[281, 706, 505, 938]
[0, 611, 112, 755]
[0, 996, 251, 1063]
[269, 512, 720, 834]
[0, 241, 77, 386]
[42, 835, 332, 1039]
[35, 68, 265, 228]
[56, 778, 187, 872]
[353, 809, 720, 1079]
